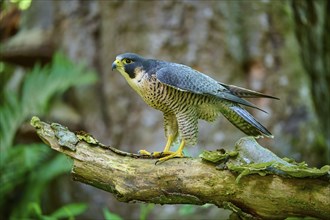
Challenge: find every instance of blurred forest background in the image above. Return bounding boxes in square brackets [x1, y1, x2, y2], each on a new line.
[0, 0, 329, 219]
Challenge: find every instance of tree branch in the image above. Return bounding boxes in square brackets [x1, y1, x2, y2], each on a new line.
[30, 117, 330, 219]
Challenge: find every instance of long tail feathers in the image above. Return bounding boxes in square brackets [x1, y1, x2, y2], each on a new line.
[219, 83, 279, 99]
[220, 104, 273, 138]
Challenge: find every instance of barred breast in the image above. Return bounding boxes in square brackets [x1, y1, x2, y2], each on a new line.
[139, 75, 221, 122]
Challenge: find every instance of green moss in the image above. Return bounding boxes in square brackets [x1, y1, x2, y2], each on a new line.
[199, 149, 238, 163]
[273, 164, 330, 178]
[76, 131, 99, 145]
[30, 116, 41, 128]
[149, 193, 203, 205]
[200, 137, 330, 182]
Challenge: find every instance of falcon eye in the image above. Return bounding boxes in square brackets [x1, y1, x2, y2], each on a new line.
[124, 58, 132, 64]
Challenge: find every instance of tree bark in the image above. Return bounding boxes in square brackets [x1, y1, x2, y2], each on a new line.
[31, 117, 330, 219]
[291, 0, 330, 163]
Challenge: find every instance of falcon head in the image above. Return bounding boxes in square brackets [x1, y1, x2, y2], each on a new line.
[112, 53, 146, 80]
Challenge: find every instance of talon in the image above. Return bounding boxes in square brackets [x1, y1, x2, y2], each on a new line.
[151, 151, 175, 158]
[155, 140, 186, 164]
[138, 149, 151, 156]
[159, 151, 175, 157]
[139, 150, 176, 158]
[156, 151, 184, 163]
[151, 151, 162, 158]
[141, 139, 186, 163]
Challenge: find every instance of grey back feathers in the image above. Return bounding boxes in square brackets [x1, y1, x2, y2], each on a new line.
[154, 63, 270, 113]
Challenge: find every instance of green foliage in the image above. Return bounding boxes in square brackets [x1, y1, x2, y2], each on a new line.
[178, 204, 195, 216]
[0, 52, 97, 219]
[28, 202, 87, 220]
[10, 0, 32, 10]
[0, 52, 97, 153]
[9, 154, 73, 219]
[47, 203, 87, 220]
[103, 208, 123, 220]
[0, 144, 51, 205]
[139, 204, 154, 220]
[285, 217, 319, 220]
[0, 0, 32, 11]
[102, 204, 153, 220]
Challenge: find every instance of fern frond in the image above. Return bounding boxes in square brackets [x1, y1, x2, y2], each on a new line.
[0, 144, 51, 205]
[0, 92, 22, 156]
[0, 52, 97, 215]
[9, 154, 72, 219]
[0, 52, 98, 152]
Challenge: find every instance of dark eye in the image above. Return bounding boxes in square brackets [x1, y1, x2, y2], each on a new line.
[125, 59, 132, 64]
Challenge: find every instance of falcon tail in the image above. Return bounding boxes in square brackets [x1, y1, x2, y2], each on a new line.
[219, 83, 279, 99]
[220, 105, 273, 138]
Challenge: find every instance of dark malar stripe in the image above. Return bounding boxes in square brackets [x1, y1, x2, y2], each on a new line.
[124, 63, 140, 79]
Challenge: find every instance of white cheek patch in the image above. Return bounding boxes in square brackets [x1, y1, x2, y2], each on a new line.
[133, 67, 146, 83]
[119, 66, 146, 97]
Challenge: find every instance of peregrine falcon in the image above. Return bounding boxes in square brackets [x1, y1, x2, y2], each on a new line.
[112, 53, 278, 163]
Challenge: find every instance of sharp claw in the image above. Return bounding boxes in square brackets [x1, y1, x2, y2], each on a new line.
[156, 152, 184, 163]
[139, 147, 184, 164]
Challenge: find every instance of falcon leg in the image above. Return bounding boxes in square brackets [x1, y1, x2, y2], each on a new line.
[163, 135, 174, 152]
[156, 140, 185, 164]
[138, 135, 175, 157]
[139, 112, 178, 158]
[152, 134, 175, 157]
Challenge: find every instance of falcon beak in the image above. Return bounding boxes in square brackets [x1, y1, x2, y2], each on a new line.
[111, 61, 117, 71]
[112, 59, 121, 71]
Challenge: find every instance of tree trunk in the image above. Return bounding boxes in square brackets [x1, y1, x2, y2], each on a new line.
[291, 0, 330, 163]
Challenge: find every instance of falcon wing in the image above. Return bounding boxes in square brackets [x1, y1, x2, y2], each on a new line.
[155, 64, 271, 112]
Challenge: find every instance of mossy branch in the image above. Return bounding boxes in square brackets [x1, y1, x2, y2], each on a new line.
[31, 117, 330, 219]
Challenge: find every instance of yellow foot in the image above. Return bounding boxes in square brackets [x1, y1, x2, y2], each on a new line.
[152, 151, 175, 158]
[138, 150, 174, 158]
[155, 150, 184, 164]
[138, 149, 152, 156]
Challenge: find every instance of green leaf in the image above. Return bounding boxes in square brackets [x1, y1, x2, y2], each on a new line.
[103, 208, 123, 220]
[0, 144, 51, 206]
[10, 154, 72, 219]
[28, 202, 43, 217]
[0, 51, 97, 219]
[139, 204, 154, 220]
[179, 204, 196, 216]
[10, 0, 32, 10]
[50, 203, 87, 219]
[0, 52, 97, 152]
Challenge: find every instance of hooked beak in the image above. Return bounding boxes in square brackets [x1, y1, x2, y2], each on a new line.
[111, 62, 116, 71]
[112, 59, 121, 71]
